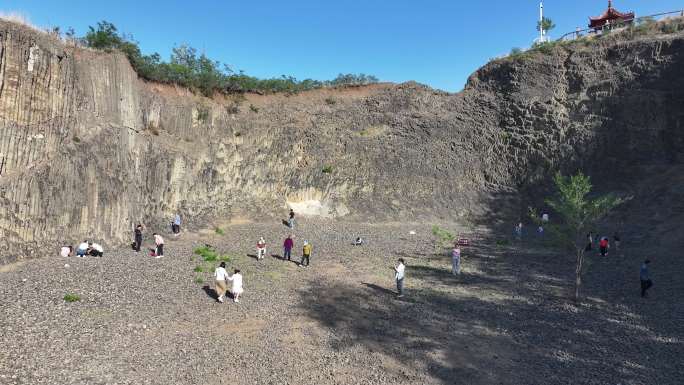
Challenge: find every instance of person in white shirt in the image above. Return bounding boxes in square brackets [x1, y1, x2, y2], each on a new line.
[89, 242, 104, 257]
[214, 262, 228, 303]
[394, 258, 405, 298]
[256, 237, 266, 260]
[227, 269, 243, 303]
[60, 246, 73, 258]
[76, 241, 89, 257]
[153, 233, 164, 258]
[451, 247, 461, 276]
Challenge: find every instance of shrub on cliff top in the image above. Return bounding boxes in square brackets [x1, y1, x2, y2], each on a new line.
[82, 21, 378, 97]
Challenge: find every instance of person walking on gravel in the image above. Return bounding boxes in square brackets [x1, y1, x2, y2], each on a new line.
[134, 224, 143, 252]
[283, 235, 294, 261]
[153, 233, 164, 258]
[227, 269, 244, 303]
[640, 260, 653, 298]
[394, 258, 406, 298]
[214, 262, 228, 303]
[288, 209, 295, 229]
[256, 237, 267, 260]
[451, 246, 461, 276]
[300, 240, 312, 267]
[613, 232, 621, 252]
[172, 214, 181, 236]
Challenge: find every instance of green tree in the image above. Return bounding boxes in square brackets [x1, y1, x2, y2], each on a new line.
[537, 17, 556, 34]
[84, 21, 122, 49]
[534, 172, 621, 301]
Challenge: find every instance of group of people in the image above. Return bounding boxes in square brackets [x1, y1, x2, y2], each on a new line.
[585, 232, 621, 257]
[133, 224, 166, 258]
[60, 241, 104, 258]
[214, 262, 243, 303]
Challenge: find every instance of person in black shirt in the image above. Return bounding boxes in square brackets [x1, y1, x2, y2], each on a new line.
[134, 224, 143, 252]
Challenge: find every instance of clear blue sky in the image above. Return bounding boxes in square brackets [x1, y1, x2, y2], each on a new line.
[1, 1, 681, 91]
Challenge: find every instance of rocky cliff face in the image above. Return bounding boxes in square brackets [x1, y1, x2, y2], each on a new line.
[1, 19, 683, 263]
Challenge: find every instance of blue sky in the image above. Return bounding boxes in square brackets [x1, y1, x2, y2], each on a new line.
[1, 1, 681, 91]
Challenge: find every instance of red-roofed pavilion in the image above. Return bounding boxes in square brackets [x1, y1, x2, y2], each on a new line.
[589, 0, 635, 30]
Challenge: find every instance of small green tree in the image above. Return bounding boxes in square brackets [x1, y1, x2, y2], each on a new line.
[537, 17, 556, 34]
[431, 225, 455, 252]
[535, 172, 621, 301]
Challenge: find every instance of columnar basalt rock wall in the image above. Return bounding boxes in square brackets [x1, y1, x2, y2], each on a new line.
[1, 19, 683, 263]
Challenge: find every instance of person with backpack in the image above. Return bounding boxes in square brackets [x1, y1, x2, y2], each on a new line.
[599, 236, 610, 257]
[640, 260, 653, 298]
[283, 235, 294, 261]
[300, 240, 312, 267]
[256, 237, 266, 260]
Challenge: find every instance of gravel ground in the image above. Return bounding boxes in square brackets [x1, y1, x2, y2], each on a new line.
[0, 219, 682, 385]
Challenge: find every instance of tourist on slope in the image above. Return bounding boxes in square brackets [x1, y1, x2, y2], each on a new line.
[76, 241, 89, 257]
[214, 262, 228, 303]
[256, 237, 267, 260]
[585, 232, 594, 252]
[60, 245, 73, 258]
[515, 222, 523, 240]
[89, 242, 104, 257]
[227, 269, 243, 303]
[283, 235, 294, 261]
[613, 232, 621, 252]
[640, 260, 653, 298]
[599, 237, 610, 257]
[394, 258, 406, 298]
[153, 233, 164, 258]
[452, 246, 461, 276]
[172, 214, 181, 236]
[300, 240, 312, 267]
[288, 209, 295, 229]
[134, 224, 144, 252]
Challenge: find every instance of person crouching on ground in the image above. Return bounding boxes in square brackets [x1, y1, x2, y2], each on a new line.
[256, 237, 266, 260]
[214, 262, 228, 303]
[76, 241, 89, 257]
[394, 258, 406, 298]
[300, 240, 312, 267]
[227, 269, 243, 303]
[89, 242, 104, 257]
[451, 246, 461, 276]
[153, 233, 164, 258]
[60, 245, 73, 258]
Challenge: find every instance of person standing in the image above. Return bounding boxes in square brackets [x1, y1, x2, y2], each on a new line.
[60, 245, 73, 258]
[451, 246, 461, 276]
[288, 209, 295, 229]
[134, 224, 143, 252]
[515, 222, 523, 240]
[613, 232, 621, 252]
[394, 258, 406, 298]
[585, 232, 594, 252]
[227, 269, 244, 303]
[283, 235, 294, 261]
[153, 233, 164, 258]
[599, 237, 610, 257]
[214, 262, 228, 303]
[256, 237, 267, 260]
[640, 260, 653, 298]
[173, 214, 181, 236]
[300, 240, 312, 267]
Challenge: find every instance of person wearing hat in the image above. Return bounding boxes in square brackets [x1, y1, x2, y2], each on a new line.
[300, 240, 312, 267]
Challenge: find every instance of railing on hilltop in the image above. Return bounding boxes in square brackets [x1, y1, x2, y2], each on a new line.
[557, 9, 684, 41]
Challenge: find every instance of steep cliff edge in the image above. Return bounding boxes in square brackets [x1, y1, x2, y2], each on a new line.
[1, 19, 683, 263]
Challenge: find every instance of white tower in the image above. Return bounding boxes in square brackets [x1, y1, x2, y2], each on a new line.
[539, 1, 546, 43]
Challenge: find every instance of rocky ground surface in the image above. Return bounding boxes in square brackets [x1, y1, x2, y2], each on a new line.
[1, 219, 682, 385]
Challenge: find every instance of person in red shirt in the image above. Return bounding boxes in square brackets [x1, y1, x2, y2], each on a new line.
[283, 235, 294, 261]
[599, 237, 610, 257]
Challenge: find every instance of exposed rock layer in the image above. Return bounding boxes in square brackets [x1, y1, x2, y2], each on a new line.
[1, 20, 683, 263]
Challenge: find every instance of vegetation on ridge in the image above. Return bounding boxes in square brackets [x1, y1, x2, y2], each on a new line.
[81, 21, 378, 97]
